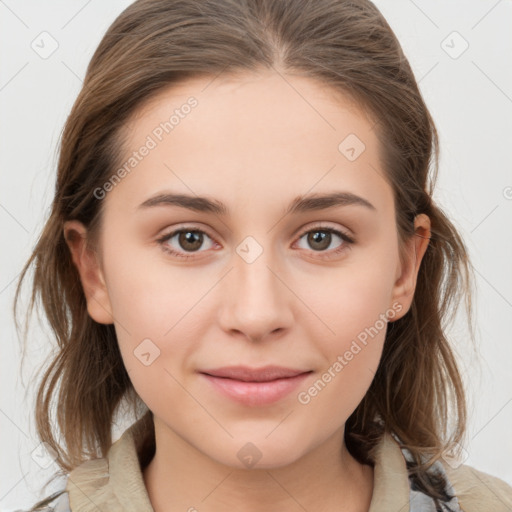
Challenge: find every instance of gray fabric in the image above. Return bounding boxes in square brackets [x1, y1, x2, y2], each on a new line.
[408, 462, 462, 512]
[395, 432, 462, 512]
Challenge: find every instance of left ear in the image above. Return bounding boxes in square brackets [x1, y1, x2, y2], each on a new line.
[390, 213, 431, 320]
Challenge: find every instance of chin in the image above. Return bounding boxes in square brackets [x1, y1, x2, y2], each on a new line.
[207, 436, 306, 471]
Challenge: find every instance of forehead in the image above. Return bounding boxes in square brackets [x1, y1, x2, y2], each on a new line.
[129, 70, 375, 143]
[109, 70, 392, 215]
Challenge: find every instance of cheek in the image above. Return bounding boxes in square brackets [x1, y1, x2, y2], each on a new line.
[102, 239, 209, 335]
[101, 244, 212, 392]
[331, 272, 395, 342]
[303, 248, 398, 350]
[297, 288, 389, 431]
[295, 246, 398, 417]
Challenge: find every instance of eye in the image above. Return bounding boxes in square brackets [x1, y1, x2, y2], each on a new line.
[156, 224, 355, 261]
[156, 227, 217, 260]
[294, 225, 355, 258]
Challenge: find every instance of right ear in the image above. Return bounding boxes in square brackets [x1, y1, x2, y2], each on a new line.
[63, 220, 114, 325]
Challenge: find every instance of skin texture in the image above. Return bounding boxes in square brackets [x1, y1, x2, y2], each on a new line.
[64, 69, 430, 512]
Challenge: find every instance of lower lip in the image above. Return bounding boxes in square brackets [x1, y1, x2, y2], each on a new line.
[200, 372, 312, 406]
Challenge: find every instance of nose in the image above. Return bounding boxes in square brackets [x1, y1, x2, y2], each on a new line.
[217, 243, 295, 343]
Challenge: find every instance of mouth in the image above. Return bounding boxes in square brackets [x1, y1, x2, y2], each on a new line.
[198, 365, 313, 406]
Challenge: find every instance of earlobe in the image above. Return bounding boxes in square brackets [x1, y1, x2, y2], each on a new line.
[389, 214, 431, 320]
[63, 220, 114, 325]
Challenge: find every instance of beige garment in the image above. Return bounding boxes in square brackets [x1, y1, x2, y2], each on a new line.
[65, 417, 512, 511]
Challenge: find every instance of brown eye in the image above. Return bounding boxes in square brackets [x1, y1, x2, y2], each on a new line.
[295, 226, 355, 259]
[306, 230, 332, 251]
[157, 227, 216, 259]
[177, 230, 204, 252]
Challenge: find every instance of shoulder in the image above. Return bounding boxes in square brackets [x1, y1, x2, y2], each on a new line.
[443, 462, 512, 511]
[391, 432, 512, 511]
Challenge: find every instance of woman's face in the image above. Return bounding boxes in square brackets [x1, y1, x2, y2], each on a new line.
[66, 70, 429, 469]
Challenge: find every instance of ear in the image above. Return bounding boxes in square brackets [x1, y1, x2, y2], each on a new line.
[389, 213, 431, 321]
[63, 220, 114, 324]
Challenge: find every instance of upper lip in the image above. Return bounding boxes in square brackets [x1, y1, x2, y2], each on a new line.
[199, 365, 311, 382]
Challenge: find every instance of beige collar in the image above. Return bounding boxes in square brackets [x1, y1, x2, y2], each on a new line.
[65, 420, 411, 511]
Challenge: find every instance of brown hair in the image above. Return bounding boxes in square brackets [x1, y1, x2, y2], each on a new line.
[14, 0, 476, 507]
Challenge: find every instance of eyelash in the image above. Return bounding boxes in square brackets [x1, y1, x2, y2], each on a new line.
[156, 224, 355, 261]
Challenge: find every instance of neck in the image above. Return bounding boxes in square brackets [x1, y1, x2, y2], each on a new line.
[142, 418, 374, 512]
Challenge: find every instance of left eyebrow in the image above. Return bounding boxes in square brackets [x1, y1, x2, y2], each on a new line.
[137, 191, 376, 216]
[286, 191, 376, 215]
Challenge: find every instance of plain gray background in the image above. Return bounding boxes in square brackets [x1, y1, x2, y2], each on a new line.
[1, 1, 511, 510]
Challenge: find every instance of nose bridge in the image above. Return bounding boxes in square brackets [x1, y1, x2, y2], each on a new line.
[218, 237, 293, 341]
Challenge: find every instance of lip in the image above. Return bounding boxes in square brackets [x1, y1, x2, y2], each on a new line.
[200, 365, 310, 382]
[198, 365, 312, 406]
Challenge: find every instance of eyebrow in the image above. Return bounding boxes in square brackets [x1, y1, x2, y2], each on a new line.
[138, 191, 376, 215]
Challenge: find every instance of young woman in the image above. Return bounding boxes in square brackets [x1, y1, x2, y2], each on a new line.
[14, 0, 512, 510]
